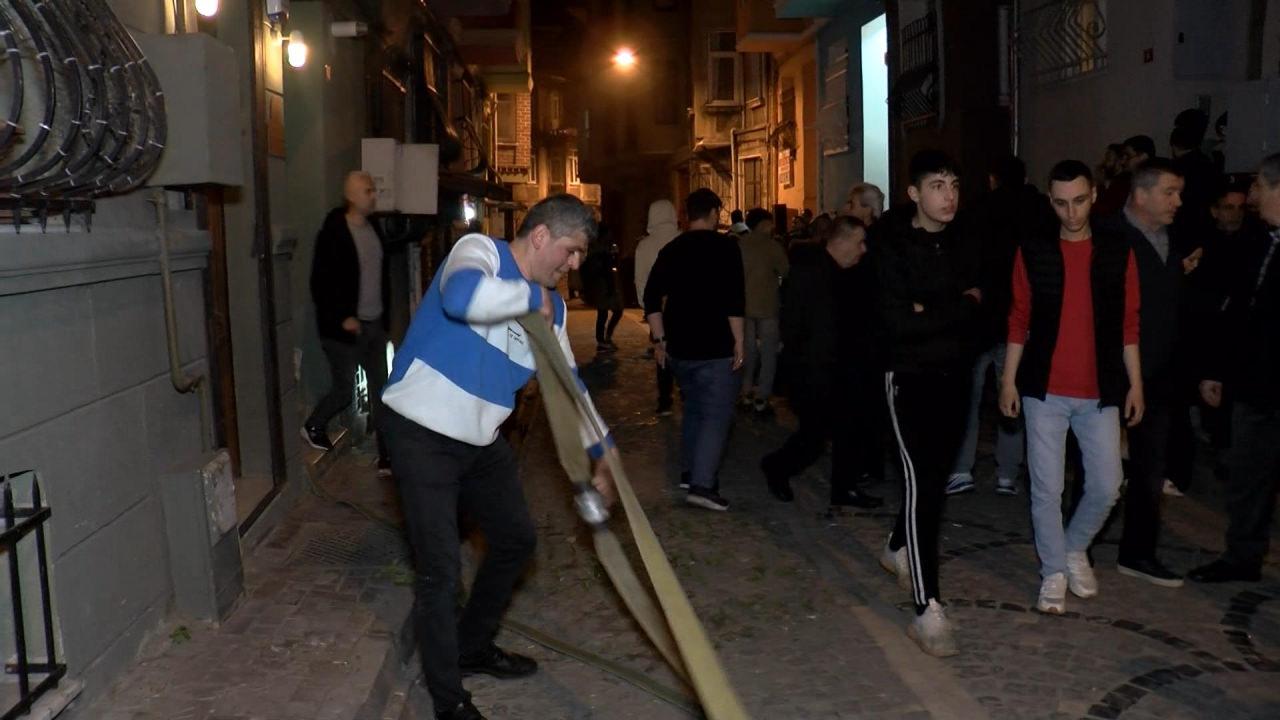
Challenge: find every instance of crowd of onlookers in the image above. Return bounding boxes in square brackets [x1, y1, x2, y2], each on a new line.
[626, 106, 1280, 657]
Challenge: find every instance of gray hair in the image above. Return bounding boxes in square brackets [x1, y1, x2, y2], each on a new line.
[1259, 153, 1280, 187]
[517, 193, 599, 243]
[849, 183, 885, 216]
[1131, 157, 1181, 191]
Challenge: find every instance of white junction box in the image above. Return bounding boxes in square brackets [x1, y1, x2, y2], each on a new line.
[362, 139, 440, 215]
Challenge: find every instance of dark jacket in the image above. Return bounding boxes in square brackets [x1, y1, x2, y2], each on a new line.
[1015, 229, 1133, 408]
[1096, 212, 1187, 398]
[972, 184, 1055, 346]
[1203, 227, 1280, 410]
[310, 207, 389, 342]
[780, 244, 881, 376]
[876, 207, 982, 374]
[643, 229, 746, 361]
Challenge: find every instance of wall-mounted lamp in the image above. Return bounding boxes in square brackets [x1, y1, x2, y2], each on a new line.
[194, 0, 219, 18]
[286, 30, 308, 68]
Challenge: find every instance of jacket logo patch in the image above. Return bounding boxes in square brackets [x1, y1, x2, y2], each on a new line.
[508, 326, 525, 345]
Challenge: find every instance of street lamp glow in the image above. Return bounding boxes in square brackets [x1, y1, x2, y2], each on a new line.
[194, 0, 219, 17]
[612, 47, 637, 70]
[287, 31, 308, 69]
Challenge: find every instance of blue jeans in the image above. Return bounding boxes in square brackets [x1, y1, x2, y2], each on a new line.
[1024, 394, 1124, 578]
[671, 357, 741, 491]
[954, 343, 1025, 480]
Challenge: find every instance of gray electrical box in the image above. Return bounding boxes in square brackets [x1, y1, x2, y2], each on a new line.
[134, 32, 244, 187]
[159, 450, 244, 622]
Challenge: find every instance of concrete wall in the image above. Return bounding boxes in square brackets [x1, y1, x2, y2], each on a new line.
[1018, 0, 1280, 182]
[2, 142, 210, 720]
[776, 42, 819, 213]
[815, 1, 883, 213]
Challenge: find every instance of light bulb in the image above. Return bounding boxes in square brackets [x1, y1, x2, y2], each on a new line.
[612, 47, 636, 70]
[194, 0, 219, 18]
[287, 31, 308, 68]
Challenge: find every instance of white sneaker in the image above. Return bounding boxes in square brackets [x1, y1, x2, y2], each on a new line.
[1038, 572, 1067, 614]
[1065, 551, 1098, 598]
[995, 477, 1019, 495]
[1162, 479, 1185, 497]
[906, 599, 959, 657]
[879, 539, 911, 590]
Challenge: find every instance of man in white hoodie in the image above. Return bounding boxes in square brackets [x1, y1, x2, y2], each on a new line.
[635, 199, 680, 414]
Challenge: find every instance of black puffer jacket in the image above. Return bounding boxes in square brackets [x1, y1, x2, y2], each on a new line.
[876, 207, 983, 374]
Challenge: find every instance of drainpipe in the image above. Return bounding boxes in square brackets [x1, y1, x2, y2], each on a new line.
[152, 189, 212, 449]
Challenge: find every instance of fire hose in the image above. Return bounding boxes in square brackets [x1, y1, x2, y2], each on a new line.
[516, 313, 749, 720]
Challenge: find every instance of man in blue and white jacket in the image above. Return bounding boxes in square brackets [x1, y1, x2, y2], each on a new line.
[380, 194, 616, 720]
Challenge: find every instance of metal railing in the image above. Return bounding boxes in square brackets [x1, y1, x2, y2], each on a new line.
[1021, 0, 1109, 85]
[0, 471, 65, 720]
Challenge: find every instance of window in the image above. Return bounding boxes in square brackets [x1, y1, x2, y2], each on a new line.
[820, 39, 850, 155]
[495, 93, 517, 144]
[549, 147, 566, 187]
[743, 53, 766, 106]
[423, 48, 439, 92]
[548, 90, 563, 130]
[707, 31, 741, 106]
[740, 157, 763, 210]
[568, 149, 580, 185]
[780, 77, 796, 126]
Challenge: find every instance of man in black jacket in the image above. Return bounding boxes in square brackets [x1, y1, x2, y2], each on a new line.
[761, 216, 882, 509]
[303, 171, 391, 471]
[1100, 158, 1191, 588]
[1190, 153, 1280, 583]
[877, 150, 981, 657]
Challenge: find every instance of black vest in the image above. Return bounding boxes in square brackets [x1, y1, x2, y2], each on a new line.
[1016, 231, 1131, 408]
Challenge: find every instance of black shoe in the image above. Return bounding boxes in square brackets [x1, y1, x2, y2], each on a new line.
[761, 458, 793, 502]
[1188, 558, 1262, 583]
[830, 488, 884, 509]
[679, 471, 691, 490]
[685, 487, 730, 511]
[300, 425, 334, 452]
[1117, 557, 1184, 588]
[376, 457, 393, 478]
[459, 646, 538, 679]
[656, 401, 674, 417]
[435, 700, 486, 720]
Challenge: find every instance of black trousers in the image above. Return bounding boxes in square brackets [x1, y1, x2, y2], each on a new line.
[1119, 401, 1172, 564]
[595, 301, 622, 342]
[381, 409, 537, 712]
[1222, 401, 1280, 569]
[763, 366, 882, 500]
[307, 320, 389, 458]
[885, 370, 970, 613]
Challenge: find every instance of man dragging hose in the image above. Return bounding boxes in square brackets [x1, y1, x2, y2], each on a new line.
[380, 194, 618, 720]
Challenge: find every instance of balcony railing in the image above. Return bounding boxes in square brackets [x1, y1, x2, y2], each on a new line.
[1021, 0, 1109, 85]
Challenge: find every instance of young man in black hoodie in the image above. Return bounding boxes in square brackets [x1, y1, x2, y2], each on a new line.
[304, 171, 391, 472]
[877, 150, 981, 657]
[1189, 153, 1280, 583]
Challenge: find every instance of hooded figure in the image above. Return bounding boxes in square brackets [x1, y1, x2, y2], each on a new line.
[635, 199, 679, 303]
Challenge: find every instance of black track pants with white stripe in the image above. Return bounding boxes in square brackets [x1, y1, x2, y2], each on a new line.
[885, 370, 971, 614]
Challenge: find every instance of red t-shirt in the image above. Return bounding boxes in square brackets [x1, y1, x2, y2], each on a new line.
[1008, 239, 1140, 399]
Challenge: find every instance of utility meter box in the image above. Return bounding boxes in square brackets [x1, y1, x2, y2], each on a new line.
[160, 450, 243, 622]
[362, 139, 439, 214]
[135, 32, 244, 187]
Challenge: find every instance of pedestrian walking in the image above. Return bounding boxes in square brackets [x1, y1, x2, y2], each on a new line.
[761, 216, 884, 509]
[302, 171, 392, 475]
[380, 194, 617, 720]
[635, 199, 681, 415]
[1099, 158, 1192, 588]
[738, 207, 789, 414]
[998, 160, 1143, 614]
[948, 155, 1049, 497]
[581, 229, 623, 353]
[1189, 153, 1280, 584]
[644, 188, 746, 512]
[876, 150, 981, 657]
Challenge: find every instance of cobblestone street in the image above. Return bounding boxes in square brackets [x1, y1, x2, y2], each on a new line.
[97, 307, 1280, 719]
